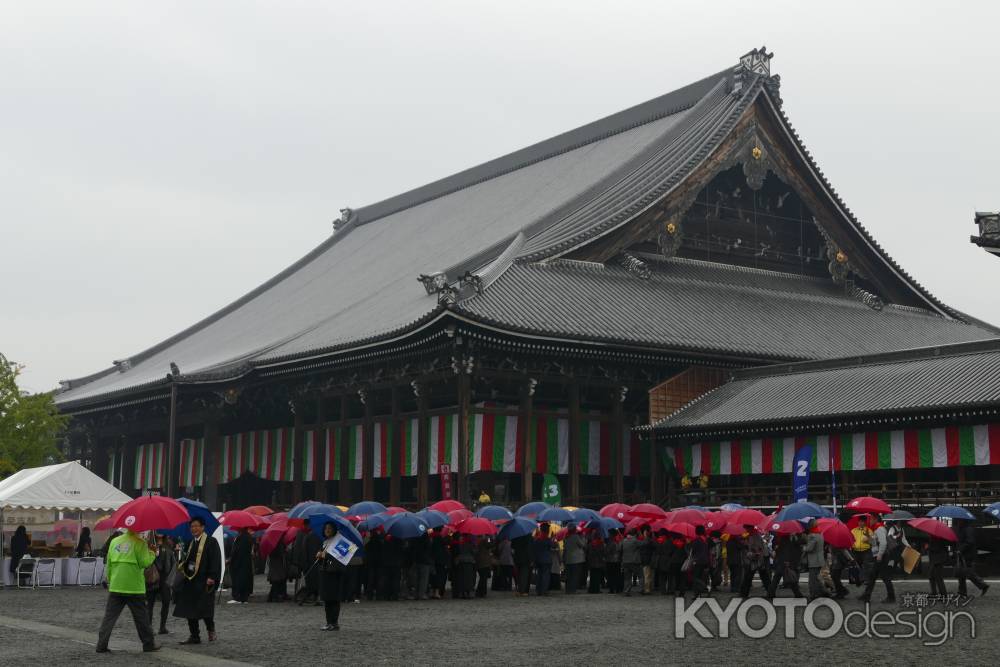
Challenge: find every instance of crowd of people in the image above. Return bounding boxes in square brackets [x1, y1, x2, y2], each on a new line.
[84, 501, 991, 653]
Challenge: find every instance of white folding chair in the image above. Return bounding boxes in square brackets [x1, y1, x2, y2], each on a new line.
[16, 558, 37, 589]
[34, 558, 57, 588]
[76, 557, 99, 586]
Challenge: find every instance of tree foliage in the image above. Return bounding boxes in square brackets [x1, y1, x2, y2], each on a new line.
[0, 353, 67, 478]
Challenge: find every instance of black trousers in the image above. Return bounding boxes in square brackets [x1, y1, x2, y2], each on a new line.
[268, 580, 288, 601]
[365, 564, 379, 600]
[380, 566, 401, 600]
[476, 567, 490, 597]
[146, 585, 171, 629]
[766, 562, 803, 598]
[515, 564, 531, 594]
[565, 563, 582, 593]
[340, 567, 360, 601]
[98, 593, 155, 650]
[493, 564, 512, 591]
[324, 598, 340, 626]
[830, 563, 849, 596]
[605, 562, 621, 593]
[432, 564, 448, 596]
[534, 563, 550, 595]
[691, 563, 710, 595]
[454, 563, 474, 597]
[929, 562, 947, 595]
[187, 617, 215, 639]
[956, 561, 987, 596]
[740, 564, 771, 597]
[231, 569, 253, 602]
[862, 558, 895, 600]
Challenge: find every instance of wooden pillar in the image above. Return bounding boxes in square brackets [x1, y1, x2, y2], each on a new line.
[166, 382, 179, 498]
[363, 392, 374, 500]
[338, 395, 351, 505]
[520, 379, 534, 503]
[389, 386, 401, 506]
[650, 430, 662, 504]
[316, 397, 328, 503]
[292, 406, 305, 504]
[568, 382, 580, 505]
[957, 465, 966, 489]
[612, 392, 625, 502]
[457, 372, 471, 505]
[202, 419, 221, 509]
[416, 390, 429, 507]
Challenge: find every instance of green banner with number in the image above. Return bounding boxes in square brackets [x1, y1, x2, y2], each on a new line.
[541, 473, 561, 506]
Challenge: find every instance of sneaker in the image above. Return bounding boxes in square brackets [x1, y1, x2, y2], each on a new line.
[180, 637, 201, 645]
[143, 643, 162, 653]
[330, 624, 340, 631]
[227, 599, 241, 604]
[95, 646, 112, 654]
[321, 624, 333, 631]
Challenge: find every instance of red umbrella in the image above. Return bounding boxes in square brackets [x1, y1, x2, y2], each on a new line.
[627, 503, 668, 519]
[908, 518, 957, 542]
[456, 517, 497, 536]
[429, 500, 466, 513]
[845, 497, 891, 514]
[259, 520, 299, 558]
[599, 503, 632, 521]
[816, 518, 853, 549]
[112, 496, 189, 533]
[220, 510, 268, 530]
[846, 513, 873, 530]
[703, 514, 730, 532]
[625, 517, 651, 531]
[756, 513, 776, 534]
[670, 508, 707, 526]
[447, 509, 473, 525]
[243, 505, 274, 516]
[665, 522, 696, 539]
[385, 506, 408, 515]
[731, 508, 767, 526]
[94, 516, 116, 531]
[720, 523, 747, 537]
[765, 520, 804, 536]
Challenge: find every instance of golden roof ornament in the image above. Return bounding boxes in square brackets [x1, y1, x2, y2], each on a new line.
[751, 146, 762, 160]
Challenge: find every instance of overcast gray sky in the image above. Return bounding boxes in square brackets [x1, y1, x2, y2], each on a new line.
[3, 1, 999, 394]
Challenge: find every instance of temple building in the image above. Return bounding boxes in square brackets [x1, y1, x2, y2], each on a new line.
[56, 48, 998, 510]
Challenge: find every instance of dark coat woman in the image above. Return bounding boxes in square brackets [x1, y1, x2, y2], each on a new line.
[317, 522, 346, 631]
[75, 527, 92, 557]
[586, 535, 606, 593]
[928, 537, 950, 596]
[474, 537, 494, 598]
[228, 529, 254, 603]
[173, 518, 222, 644]
[430, 530, 450, 599]
[147, 535, 177, 634]
[453, 535, 476, 599]
[9, 526, 29, 575]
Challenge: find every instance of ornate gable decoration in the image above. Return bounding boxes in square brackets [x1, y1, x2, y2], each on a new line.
[739, 46, 773, 76]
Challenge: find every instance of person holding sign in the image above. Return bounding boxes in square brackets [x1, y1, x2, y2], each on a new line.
[316, 522, 352, 631]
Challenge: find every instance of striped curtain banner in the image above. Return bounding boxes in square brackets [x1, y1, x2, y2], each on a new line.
[669, 423, 1000, 476]
[324, 428, 342, 481]
[531, 412, 569, 475]
[579, 418, 612, 476]
[302, 430, 319, 482]
[178, 438, 205, 488]
[219, 429, 295, 483]
[347, 424, 363, 480]
[428, 414, 459, 474]
[134, 442, 166, 489]
[471, 411, 520, 473]
[400, 418, 419, 477]
[622, 428, 650, 477]
[373, 421, 393, 478]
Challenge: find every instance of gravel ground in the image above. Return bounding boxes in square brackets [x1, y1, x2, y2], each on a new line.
[1, 575, 998, 665]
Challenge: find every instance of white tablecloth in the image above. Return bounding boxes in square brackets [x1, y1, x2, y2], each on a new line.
[2, 557, 103, 586]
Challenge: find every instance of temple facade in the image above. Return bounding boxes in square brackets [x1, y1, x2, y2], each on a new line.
[57, 48, 998, 510]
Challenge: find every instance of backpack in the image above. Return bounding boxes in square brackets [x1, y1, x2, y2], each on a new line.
[144, 563, 160, 586]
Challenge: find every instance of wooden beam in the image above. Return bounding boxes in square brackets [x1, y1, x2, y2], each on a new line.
[416, 390, 429, 507]
[520, 379, 534, 503]
[568, 382, 580, 505]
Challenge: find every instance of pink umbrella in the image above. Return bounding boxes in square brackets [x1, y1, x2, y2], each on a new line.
[670, 508, 707, 526]
[765, 520, 804, 536]
[259, 520, 299, 559]
[720, 523, 747, 537]
[429, 500, 466, 513]
[731, 509, 767, 526]
[599, 503, 632, 521]
[908, 518, 957, 542]
[627, 503, 668, 519]
[816, 518, 853, 549]
[665, 523, 697, 539]
[220, 510, 268, 530]
[447, 509, 473, 525]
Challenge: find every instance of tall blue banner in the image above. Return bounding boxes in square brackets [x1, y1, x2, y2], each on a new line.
[792, 445, 812, 503]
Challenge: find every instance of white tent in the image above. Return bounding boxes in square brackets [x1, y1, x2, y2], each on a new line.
[0, 460, 131, 511]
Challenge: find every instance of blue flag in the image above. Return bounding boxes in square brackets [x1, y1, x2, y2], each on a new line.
[792, 445, 812, 503]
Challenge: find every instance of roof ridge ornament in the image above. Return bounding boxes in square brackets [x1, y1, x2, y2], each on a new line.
[740, 46, 773, 76]
[971, 211, 1000, 256]
[333, 207, 356, 232]
[732, 46, 781, 106]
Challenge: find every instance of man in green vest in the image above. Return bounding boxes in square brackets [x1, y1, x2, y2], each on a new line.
[96, 529, 161, 653]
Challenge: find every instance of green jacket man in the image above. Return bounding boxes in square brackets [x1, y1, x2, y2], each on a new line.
[96, 529, 160, 653]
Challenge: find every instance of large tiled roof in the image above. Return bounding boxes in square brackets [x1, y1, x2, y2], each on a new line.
[455, 257, 998, 361]
[650, 338, 1000, 435]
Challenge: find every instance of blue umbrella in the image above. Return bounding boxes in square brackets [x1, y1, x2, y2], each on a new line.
[720, 503, 745, 512]
[347, 501, 387, 517]
[287, 500, 322, 522]
[775, 502, 833, 522]
[927, 505, 976, 520]
[984, 502, 1000, 521]
[384, 513, 430, 539]
[358, 512, 392, 532]
[571, 508, 602, 523]
[586, 516, 623, 538]
[161, 498, 219, 542]
[498, 516, 538, 540]
[515, 502, 551, 518]
[309, 513, 364, 550]
[475, 505, 514, 521]
[298, 503, 347, 526]
[538, 507, 575, 523]
[415, 509, 449, 529]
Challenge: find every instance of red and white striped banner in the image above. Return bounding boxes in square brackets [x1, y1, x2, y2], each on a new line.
[219, 428, 295, 483]
[428, 414, 459, 474]
[134, 442, 166, 490]
[178, 438, 205, 487]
